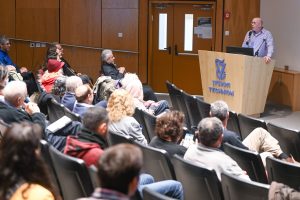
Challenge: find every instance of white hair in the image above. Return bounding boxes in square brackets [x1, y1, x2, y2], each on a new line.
[65, 76, 83, 92]
[3, 81, 27, 104]
[121, 73, 143, 100]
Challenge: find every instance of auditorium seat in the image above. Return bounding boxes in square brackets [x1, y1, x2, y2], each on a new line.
[165, 81, 191, 129]
[227, 110, 242, 139]
[266, 156, 300, 190]
[267, 122, 300, 161]
[135, 141, 176, 181]
[238, 113, 268, 140]
[172, 154, 223, 200]
[223, 143, 268, 183]
[182, 91, 202, 129]
[221, 172, 270, 200]
[49, 145, 94, 200]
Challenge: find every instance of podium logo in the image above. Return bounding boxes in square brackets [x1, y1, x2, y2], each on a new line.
[215, 59, 226, 80]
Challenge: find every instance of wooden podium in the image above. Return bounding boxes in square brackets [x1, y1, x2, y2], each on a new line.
[198, 50, 275, 115]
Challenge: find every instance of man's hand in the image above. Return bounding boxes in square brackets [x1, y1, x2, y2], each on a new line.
[6, 65, 16, 71]
[24, 102, 40, 115]
[118, 67, 126, 74]
[264, 56, 271, 64]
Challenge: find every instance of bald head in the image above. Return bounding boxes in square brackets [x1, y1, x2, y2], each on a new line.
[251, 17, 263, 32]
[75, 84, 93, 104]
[3, 81, 27, 107]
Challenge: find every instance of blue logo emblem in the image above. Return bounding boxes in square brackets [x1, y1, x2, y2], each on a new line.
[215, 59, 226, 80]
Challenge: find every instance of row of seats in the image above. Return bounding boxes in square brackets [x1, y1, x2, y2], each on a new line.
[108, 131, 300, 200]
[166, 80, 300, 162]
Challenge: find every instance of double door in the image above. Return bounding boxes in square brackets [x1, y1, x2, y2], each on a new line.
[150, 2, 215, 94]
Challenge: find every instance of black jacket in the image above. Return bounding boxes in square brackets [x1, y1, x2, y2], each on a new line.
[101, 62, 124, 80]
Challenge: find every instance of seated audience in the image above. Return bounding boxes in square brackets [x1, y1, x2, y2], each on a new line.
[107, 89, 147, 145]
[61, 76, 83, 111]
[40, 59, 64, 93]
[0, 35, 21, 72]
[149, 111, 187, 156]
[0, 122, 58, 200]
[65, 107, 183, 200]
[210, 100, 294, 163]
[51, 76, 67, 101]
[0, 64, 8, 102]
[121, 73, 169, 116]
[184, 117, 250, 181]
[73, 84, 105, 117]
[0, 81, 46, 130]
[77, 143, 183, 200]
[100, 49, 158, 102]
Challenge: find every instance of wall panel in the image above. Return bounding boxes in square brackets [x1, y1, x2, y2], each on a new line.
[16, 0, 59, 41]
[60, 0, 102, 47]
[223, 0, 260, 50]
[63, 47, 101, 82]
[102, 9, 138, 51]
[0, 0, 16, 37]
[102, 0, 138, 9]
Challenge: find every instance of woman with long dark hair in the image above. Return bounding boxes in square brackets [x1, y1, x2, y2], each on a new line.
[0, 122, 58, 200]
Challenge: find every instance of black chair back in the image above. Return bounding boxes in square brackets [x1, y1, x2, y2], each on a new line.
[141, 109, 157, 140]
[237, 114, 268, 140]
[40, 140, 62, 196]
[133, 108, 150, 142]
[135, 142, 176, 181]
[47, 98, 65, 123]
[165, 81, 190, 129]
[64, 107, 82, 122]
[226, 110, 242, 139]
[267, 123, 300, 161]
[223, 143, 268, 183]
[172, 155, 223, 200]
[196, 98, 211, 119]
[221, 172, 269, 200]
[143, 187, 176, 200]
[49, 145, 94, 200]
[107, 131, 134, 146]
[266, 156, 300, 190]
[182, 91, 202, 128]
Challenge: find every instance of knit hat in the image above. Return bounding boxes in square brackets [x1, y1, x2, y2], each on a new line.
[47, 59, 64, 73]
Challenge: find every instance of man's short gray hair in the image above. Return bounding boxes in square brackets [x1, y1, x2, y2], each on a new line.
[65, 76, 83, 92]
[3, 81, 27, 105]
[0, 35, 9, 45]
[101, 49, 113, 62]
[210, 100, 229, 121]
[197, 117, 224, 147]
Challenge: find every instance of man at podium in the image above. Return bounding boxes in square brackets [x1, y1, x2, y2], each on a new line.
[242, 17, 274, 64]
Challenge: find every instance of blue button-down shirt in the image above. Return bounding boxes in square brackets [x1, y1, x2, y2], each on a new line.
[242, 28, 274, 58]
[0, 49, 15, 66]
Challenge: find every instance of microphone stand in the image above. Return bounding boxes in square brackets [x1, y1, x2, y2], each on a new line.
[255, 39, 266, 57]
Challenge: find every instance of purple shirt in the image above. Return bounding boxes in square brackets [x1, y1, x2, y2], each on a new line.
[242, 28, 274, 58]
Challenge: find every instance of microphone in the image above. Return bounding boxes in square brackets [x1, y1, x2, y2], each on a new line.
[255, 39, 266, 57]
[246, 31, 253, 46]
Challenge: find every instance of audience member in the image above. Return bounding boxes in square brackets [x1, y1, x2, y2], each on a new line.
[184, 117, 250, 181]
[242, 17, 274, 63]
[0, 35, 20, 72]
[0, 122, 58, 200]
[149, 111, 187, 156]
[210, 100, 294, 163]
[0, 81, 46, 129]
[73, 84, 105, 117]
[65, 108, 183, 200]
[40, 59, 65, 93]
[61, 76, 83, 111]
[0, 64, 8, 102]
[107, 89, 147, 145]
[101, 49, 158, 101]
[121, 73, 169, 116]
[64, 107, 109, 167]
[51, 76, 67, 101]
[77, 143, 183, 200]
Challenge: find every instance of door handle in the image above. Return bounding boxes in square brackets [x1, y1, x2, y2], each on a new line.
[164, 46, 171, 54]
[174, 44, 178, 56]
